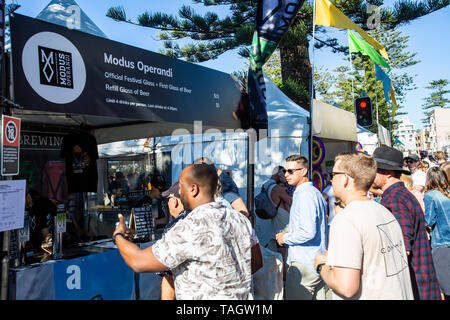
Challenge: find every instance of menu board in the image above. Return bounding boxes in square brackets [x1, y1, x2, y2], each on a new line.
[129, 206, 154, 241]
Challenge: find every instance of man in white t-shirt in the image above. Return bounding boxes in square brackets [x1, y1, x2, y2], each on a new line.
[405, 154, 426, 193]
[112, 163, 263, 300]
[314, 152, 413, 300]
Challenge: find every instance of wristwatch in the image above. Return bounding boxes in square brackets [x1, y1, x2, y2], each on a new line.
[316, 263, 325, 274]
[112, 232, 125, 245]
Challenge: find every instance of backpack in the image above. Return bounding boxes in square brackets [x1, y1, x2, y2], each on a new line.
[254, 180, 282, 220]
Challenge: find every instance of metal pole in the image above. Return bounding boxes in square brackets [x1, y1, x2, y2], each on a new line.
[246, 133, 255, 226]
[0, 0, 10, 300]
[309, 0, 317, 179]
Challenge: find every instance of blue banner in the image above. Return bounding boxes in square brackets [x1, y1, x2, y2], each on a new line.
[53, 250, 134, 300]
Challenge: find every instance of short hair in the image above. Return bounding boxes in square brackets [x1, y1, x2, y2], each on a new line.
[285, 155, 308, 168]
[150, 174, 166, 190]
[435, 151, 446, 161]
[189, 163, 218, 197]
[425, 166, 450, 197]
[193, 157, 215, 166]
[335, 151, 377, 192]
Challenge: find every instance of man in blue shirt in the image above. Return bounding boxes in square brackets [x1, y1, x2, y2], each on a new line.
[276, 155, 328, 300]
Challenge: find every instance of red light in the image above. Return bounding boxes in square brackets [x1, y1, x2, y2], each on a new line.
[359, 101, 367, 108]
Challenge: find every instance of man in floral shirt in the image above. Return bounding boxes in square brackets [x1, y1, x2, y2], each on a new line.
[113, 163, 262, 300]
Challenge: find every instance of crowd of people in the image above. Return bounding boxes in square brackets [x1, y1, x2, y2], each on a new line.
[112, 148, 449, 300]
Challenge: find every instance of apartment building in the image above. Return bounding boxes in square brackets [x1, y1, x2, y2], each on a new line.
[393, 116, 416, 152]
[429, 108, 450, 152]
[415, 129, 431, 153]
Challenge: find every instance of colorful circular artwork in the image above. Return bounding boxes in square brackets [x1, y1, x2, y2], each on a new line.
[355, 142, 363, 152]
[312, 168, 325, 192]
[312, 137, 325, 168]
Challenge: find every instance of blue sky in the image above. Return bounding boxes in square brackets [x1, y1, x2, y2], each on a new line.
[7, 0, 450, 131]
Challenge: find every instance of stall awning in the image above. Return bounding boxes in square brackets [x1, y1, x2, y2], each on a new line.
[312, 99, 358, 142]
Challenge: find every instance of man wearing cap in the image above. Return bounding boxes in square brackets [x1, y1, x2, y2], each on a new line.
[158, 182, 190, 300]
[404, 154, 427, 193]
[372, 146, 441, 300]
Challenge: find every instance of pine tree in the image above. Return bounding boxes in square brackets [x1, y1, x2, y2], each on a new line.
[107, 0, 449, 109]
[421, 79, 450, 125]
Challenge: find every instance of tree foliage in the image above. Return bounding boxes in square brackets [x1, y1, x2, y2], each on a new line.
[421, 79, 450, 124]
[317, 26, 419, 134]
[106, 0, 449, 63]
[106, 0, 448, 116]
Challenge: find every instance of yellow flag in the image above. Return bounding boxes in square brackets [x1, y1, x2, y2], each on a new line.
[389, 86, 398, 114]
[314, 0, 389, 61]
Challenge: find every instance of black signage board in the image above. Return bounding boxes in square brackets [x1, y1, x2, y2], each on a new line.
[20, 130, 65, 151]
[10, 14, 242, 130]
[129, 206, 153, 241]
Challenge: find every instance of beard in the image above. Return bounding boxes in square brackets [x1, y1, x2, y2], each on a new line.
[180, 195, 192, 212]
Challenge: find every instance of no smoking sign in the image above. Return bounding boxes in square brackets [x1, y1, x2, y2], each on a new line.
[1, 115, 21, 176]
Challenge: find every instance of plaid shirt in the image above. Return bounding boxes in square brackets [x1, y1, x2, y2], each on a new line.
[381, 182, 441, 300]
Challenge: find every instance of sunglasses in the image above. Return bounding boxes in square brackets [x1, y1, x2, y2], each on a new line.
[405, 160, 415, 164]
[283, 168, 305, 175]
[330, 172, 353, 179]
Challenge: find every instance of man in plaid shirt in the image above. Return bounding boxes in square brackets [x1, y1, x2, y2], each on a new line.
[372, 146, 440, 300]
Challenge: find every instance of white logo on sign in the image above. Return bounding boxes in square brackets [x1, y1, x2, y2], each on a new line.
[66, 265, 81, 290]
[40, 49, 55, 83]
[5, 121, 17, 143]
[22, 32, 86, 104]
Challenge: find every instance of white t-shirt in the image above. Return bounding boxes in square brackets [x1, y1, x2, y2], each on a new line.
[322, 185, 336, 225]
[152, 201, 256, 300]
[411, 170, 426, 188]
[326, 200, 414, 300]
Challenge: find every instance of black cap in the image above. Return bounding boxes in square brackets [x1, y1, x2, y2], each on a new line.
[161, 182, 180, 198]
[404, 154, 420, 162]
[373, 146, 411, 175]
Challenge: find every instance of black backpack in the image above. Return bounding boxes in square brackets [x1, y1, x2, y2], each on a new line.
[254, 180, 282, 220]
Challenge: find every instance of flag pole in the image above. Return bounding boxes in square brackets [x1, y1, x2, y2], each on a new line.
[309, 0, 317, 179]
[348, 31, 355, 101]
[374, 63, 379, 136]
[349, 52, 355, 101]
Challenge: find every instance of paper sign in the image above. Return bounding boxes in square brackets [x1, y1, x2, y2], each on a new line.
[0, 179, 26, 232]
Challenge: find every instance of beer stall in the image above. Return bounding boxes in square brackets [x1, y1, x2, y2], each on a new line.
[2, 13, 246, 299]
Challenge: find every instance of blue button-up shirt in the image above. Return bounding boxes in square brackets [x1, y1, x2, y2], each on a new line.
[284, 182, 328, 274]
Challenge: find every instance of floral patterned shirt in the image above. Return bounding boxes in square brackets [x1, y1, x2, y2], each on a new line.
[152, 201, 257, 300]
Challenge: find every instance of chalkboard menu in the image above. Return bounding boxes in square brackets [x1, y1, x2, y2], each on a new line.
[129, 206, 154, 242]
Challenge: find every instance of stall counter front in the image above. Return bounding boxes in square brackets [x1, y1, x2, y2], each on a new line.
[9, 240, 161, 300]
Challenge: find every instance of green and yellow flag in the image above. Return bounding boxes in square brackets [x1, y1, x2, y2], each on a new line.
[348, 30, 390, 72]
[315, 0, 389, 61]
